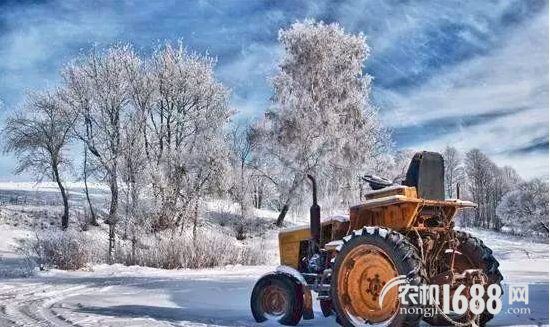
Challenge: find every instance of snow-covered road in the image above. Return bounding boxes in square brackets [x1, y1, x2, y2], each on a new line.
[0, 264, 547, 327]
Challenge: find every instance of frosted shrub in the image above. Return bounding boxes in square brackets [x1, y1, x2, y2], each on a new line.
[19, 227, 267, 271]
[24, 230, 90, 270]
[239, 240, 269, 266]
[116, 228, 267, 269]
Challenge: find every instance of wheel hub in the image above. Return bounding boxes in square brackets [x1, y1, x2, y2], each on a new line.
[260, 285, 288, 317]
[336, 244, 399, 324]
[365, 274, 385, 300]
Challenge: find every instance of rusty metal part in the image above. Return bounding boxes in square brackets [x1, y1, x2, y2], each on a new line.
[302, 285, 314, 320]
[335, 243, 399, 324]
[455, 269, 488, 286]
[365, 274, 384, 298]
[430, 246, 488, 324]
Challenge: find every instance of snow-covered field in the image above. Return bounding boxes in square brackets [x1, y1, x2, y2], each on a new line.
[0, 183, 547, 326]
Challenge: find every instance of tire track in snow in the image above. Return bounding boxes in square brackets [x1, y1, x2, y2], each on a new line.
[0, 278, 182, 327]
[0, 283, 88, 327]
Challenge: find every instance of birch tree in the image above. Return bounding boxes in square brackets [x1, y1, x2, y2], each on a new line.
[1, 90, 75, 229]
[463, 149, 522, 230]
[464, 149, 494, 228]
[119, 100, 149, 263]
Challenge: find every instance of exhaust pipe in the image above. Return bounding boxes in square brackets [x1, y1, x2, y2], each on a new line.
[307, 175, 321, 248]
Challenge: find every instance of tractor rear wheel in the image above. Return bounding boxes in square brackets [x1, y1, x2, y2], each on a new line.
[250, 273, 303, 326]
[423, 231, 503, 326]
[331, 227, 426, 327]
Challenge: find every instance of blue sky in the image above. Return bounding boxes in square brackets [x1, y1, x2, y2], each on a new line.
[0, 0, 548, 180]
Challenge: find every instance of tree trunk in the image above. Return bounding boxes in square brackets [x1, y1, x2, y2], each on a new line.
[108, 223, 115, 264]
[257, 187, 263, 209]
[108, 171, 118, 263]
[84, 148, 98, 226]
[52, 163, 69, 230]
[192, 198, 199, 244]
[359, 177, 364, 201]
[131, 235, 137, 265]
[253, 182, 263, 209]
[276, 204, 289, 227]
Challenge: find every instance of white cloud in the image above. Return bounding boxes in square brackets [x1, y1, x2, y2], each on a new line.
[335, 0, 510, 54]
[378, 10, 548, 179]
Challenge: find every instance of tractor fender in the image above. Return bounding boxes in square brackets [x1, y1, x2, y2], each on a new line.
[275, 265, 314, 320]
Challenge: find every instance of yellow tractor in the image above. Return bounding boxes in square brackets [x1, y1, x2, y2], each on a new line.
[250, 151, 503, 326]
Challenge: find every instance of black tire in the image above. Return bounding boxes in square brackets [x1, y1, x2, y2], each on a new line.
[250, 273, 303, 326]
[424, 231, 503, 326]
[331, 227, 426, 327]
[320, 299, 333, 317]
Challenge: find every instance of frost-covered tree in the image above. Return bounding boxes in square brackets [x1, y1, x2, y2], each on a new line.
[142, 43, 231, 239]
[497, 178, 549, 235]
[500, 166, 522, 192]
[119, 50, 154, 260]
[1, 90, 76, 229]
[464, 149, 496, 228]
[227, 118, 257, 239]
[257, 20, 388, 225]
[490, 165, 522, 230]
[443, 146, 463, 198]
[463, 149, 522, 230]
[247, 129, 278, 210]
[389, 149, 416, 182]
[63, 45, 137, 259]
[119, 105, 149, 262]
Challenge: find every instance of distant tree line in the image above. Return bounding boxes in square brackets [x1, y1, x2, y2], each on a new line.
[441, 146, 548, 235]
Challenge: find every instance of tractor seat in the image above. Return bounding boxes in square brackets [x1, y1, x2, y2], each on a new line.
[362, 174, 394, 190]
[403, 151, 445, 201]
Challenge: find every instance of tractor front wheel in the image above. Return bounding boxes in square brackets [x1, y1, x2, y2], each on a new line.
[250, 273, 303, 326]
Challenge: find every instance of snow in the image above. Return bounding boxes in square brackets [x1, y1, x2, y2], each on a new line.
[0, 263, 547, 326]
[460, 228, 549, 284]
[0, 225, 33, 278]
[42, 263, 276, 281]
[0, 225, 32, 251]
[322, 215, 349, 223]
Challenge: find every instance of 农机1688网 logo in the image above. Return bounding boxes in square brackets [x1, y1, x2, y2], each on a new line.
[380, 275, 529, 316]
